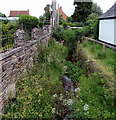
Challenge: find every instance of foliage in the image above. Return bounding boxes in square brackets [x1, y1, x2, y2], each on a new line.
[63, 29, 76, 50]
[93, 19, 99, 40]
[92, 2, 103, 16]
[52, 26, 64, 41]
[3, 38, 69, 119]
[80, 40, 116, 73]
[18, 15, 39, 33]
[78, 26, 91, 37]
[71, 73, 115, 119]
[85, 13, 99, 35]
[0, 12, 6, 17]
[66, 61, 84, 83]
[72, 1, 93, 23]
[44, 4, 51, 21]
[2, 22, 18, 47]
[62, 22, 76, 28]
[75, 22, 84, 27]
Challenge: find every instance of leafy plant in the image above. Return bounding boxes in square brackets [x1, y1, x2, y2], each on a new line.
[52, 26, 64, 41]
[18, 15, 39, 33]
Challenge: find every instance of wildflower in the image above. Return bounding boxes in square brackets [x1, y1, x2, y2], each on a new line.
[67, 99, 73, 106]
[52, 108, 56, 114]
[59, 94, 63, 101]
[53, 94, 57, 98]
[74, 88, 80, 92]
[84, 104, 89, 111]
[63, 66, 68, 71]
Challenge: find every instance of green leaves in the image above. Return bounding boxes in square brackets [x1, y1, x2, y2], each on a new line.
[18, 15, 39, 33]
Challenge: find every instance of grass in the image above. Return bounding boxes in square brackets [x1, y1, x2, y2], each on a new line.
[79, 40, 116, 79]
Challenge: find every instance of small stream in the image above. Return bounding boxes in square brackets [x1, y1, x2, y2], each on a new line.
[54, 50, 79, 120]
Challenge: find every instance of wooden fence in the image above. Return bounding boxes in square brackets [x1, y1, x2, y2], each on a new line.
[83, 37, 116, 51]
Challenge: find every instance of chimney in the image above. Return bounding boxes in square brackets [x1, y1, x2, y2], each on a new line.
[60, 6, 62, 11]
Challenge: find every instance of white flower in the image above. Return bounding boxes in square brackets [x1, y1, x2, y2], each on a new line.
[59, 94, 63, 101]
[52, 108, 56, 114]
[67, 99, 73, 106]
[84, 104, 89, 111]
[74, 88, 80, 92]
[53, 94, 57, 98]
[63, 66, 68, 71]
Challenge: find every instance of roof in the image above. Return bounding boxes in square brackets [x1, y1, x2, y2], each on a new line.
[57, 7, 68, 20]
[74, 0, 92, 5]
[9, 9, 29, 17]
[99, 3, 116, 20]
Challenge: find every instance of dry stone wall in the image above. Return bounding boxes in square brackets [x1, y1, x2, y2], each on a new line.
[0, 27, 51, 114]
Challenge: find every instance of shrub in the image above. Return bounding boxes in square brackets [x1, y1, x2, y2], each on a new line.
[79, 26, 91, 37]
[62, 22, 76, 28]
[52, 26, 64, 41]
[93, 20, 99, 40]
[2, 22, 18, 47]
[18, 15, 39, 33]
[75, 22, 84, 27]
[63, 29, 76, 50]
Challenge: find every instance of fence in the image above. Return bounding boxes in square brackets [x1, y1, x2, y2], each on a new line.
[83, 37, 116, 51]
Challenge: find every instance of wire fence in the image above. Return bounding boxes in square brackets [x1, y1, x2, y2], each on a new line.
[1, 35, 15, 50]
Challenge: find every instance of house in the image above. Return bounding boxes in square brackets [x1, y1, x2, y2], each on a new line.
[99, 3, 116, 46]
[9, 9, 29, 17]
[57, 6, 68, 20]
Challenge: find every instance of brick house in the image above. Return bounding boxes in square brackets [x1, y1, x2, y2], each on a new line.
[57, 6, 68, 20]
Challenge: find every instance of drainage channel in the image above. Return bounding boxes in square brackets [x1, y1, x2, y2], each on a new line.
[53, 50, 79, 120]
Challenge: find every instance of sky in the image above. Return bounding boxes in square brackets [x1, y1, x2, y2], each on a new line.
[0, 0, 116, 18]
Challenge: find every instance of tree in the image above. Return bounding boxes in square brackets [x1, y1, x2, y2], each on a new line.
[85, 13, 99, 34]
[44, 4, 51, 21]
[72, 0, 93, 23]
[18, 15, 39, 33]
[0, 12, 6, 17]
[92, 3, 103, 16]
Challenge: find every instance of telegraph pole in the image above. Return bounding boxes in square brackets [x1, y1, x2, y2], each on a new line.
[51, 0, 57, 28]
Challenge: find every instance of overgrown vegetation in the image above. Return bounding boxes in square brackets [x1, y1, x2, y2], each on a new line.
[3, 38, 68, 119]
[18, 15, 39, 33]
[3, 28, 115, 119]
[80, 40, 116, 72]
[1, 22, 18, 48]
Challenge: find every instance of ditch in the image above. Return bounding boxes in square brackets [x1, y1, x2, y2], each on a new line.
[3, 38, 116, 119]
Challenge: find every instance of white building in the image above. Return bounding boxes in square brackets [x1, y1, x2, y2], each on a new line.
[99, 3, 116, 46]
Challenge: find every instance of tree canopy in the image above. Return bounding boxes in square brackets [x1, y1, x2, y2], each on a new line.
[72, 1, 93, 23]
[92, 3, 103, 16]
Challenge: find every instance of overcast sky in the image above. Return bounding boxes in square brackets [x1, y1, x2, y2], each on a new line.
[0, 0, 115, 18]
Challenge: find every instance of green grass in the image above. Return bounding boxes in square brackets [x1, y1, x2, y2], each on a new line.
[80, 40, 116, 74]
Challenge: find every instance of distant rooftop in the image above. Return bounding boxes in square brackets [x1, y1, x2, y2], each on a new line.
[9, 9, 29, 17]
[99, 3, 116, 19]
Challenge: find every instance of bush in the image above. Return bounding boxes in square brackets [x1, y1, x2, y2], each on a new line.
[62, 22, 76, 28]
[93, 20, 99, 40]
[52, 26, 64, 41]
[75, 22, 84, 27]
[18, 15, 39, 33]
[63, 29, 76, 50]
[79, 26, 91, 37]
[2, 22, 18, 47]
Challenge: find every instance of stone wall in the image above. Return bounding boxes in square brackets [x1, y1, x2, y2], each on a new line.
[0, 27, 51, 114]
